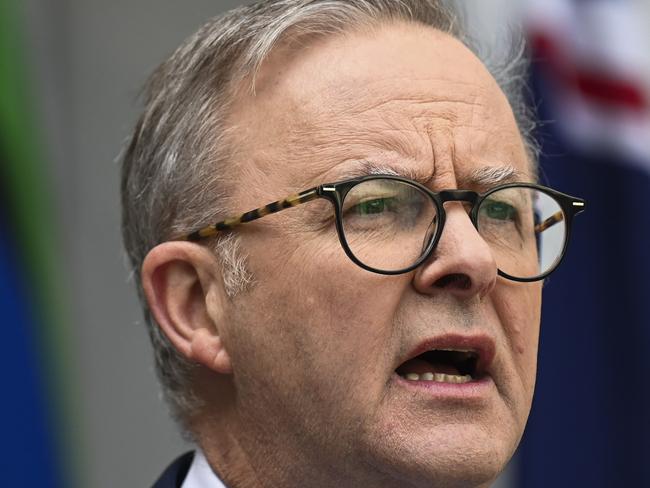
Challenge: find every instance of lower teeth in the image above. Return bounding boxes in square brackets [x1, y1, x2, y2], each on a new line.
[402, 372, 472, 384]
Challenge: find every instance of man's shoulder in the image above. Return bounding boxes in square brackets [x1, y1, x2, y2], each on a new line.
[151, 451, 195, 488]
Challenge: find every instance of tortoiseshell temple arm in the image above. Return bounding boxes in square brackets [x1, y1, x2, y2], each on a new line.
[535, 211, 564, 234]
[177, 188, 320, 242]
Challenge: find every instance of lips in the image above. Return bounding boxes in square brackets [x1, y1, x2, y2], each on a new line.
[395, 333, 496, 384]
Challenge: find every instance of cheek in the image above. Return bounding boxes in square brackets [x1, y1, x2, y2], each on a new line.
[495, 282, 542, 393]
[226, 232, 406, 402]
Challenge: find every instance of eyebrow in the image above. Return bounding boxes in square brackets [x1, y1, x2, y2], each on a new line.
[328, 161, 528, 189]
[324, 159, 431, 183]
[466, 165, 528, 188]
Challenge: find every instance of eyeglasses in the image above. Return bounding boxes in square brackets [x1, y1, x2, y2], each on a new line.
[176, 175, 586, 282]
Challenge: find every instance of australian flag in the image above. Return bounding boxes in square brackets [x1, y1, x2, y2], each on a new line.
[519, 0, 650, 486]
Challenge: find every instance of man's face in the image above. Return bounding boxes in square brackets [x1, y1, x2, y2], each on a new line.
[215, 23, 542, 488]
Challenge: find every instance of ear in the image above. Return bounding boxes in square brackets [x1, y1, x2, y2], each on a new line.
[141, 242, 233, 374]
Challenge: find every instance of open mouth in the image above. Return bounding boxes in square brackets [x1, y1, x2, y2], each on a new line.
[395, 349, 480, 384]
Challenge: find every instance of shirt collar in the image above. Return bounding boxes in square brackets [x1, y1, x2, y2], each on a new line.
[181, 449, 227, 488]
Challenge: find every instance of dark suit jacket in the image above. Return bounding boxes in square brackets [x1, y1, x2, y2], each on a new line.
[152, 451, 195, 488]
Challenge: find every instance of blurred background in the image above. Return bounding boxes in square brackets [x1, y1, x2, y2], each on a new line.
[1, 0, 648, 487]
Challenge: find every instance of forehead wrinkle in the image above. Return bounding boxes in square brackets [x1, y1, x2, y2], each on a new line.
[324, 75, 490, 110]
[330, 96, 507, 187]
[335, 73, 495, 108]
[288, 140, 431, 188]
[344, 96, 484, 121]
[281, 95, 493, 189]
[281, 121, 435, 185]
[313, 76, 492, 134]
[329, 93, 487, 141]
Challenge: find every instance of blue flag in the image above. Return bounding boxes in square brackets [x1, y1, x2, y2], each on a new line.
[520, 0, 650, 486]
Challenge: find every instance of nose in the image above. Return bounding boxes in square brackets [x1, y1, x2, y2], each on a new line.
[412, 202, 498, 300]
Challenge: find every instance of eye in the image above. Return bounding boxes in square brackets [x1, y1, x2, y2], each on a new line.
[342, 179, 431, 233]
[480, 199, 518, 222]
[352, 197, 396, 216]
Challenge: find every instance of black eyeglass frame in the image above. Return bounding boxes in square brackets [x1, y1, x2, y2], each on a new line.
[175, 175, 586, 282]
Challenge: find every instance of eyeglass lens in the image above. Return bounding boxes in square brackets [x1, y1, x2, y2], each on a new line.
[340, 179, 567, 279]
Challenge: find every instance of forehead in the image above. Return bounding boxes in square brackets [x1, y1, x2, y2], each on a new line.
[228, 22, 529, 194]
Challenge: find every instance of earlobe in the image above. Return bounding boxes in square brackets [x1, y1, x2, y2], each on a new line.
[141, 242, 233, 374]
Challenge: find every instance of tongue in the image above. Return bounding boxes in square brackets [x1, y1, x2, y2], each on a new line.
[397, 358, 461, 376]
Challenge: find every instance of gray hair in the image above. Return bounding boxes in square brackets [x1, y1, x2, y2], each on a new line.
[121, 0, 537, 430]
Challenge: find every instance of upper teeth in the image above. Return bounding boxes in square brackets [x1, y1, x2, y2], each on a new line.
[402, 373, 472, 384]
[438, 349, 476, 358]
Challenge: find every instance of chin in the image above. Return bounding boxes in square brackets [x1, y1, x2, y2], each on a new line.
[360, 421, 516, 488]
